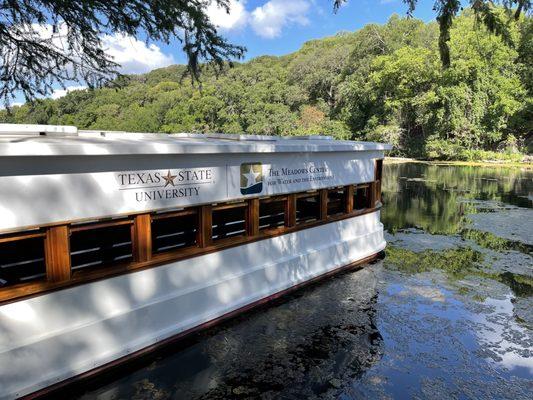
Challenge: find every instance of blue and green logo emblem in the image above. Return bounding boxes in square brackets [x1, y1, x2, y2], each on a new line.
[240, 163, 263, 195]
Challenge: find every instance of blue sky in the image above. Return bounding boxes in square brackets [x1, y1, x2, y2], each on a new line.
[171, 0, 440, 62]
[13, 0, 443, 103]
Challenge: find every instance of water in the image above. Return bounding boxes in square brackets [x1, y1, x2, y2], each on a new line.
[75, 162, 532, 400]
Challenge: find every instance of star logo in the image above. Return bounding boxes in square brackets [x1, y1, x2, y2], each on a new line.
[162, 170, 177, 187]
[240, 163, 263, 195]
[243, 166, 261, 187]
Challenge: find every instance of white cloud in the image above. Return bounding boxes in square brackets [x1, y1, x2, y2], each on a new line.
[51, 85, 88, 100]
[207, 0, 248, 30]
[101, 34, 175, 74]
[0, 101, 24, 110]
[12, 23, 175, 77]
[250, 0, 311, 38]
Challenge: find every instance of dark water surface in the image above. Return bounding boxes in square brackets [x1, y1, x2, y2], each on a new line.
[77, 162, 532, 400]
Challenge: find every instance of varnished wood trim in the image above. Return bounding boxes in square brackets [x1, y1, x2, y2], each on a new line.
[44, 225, 71, 283]
[319, 189, 328, 221]
[70, 219, 132, 233]
[0, 231, 45, 244]
[133, 214, 152, 263]
[21, 251, 381, 400]
[151, 209, 197, 221]
[0, 205, 381, 305]
[259, 195, 287, 204]
[295, 191, 318, 199]
[286, 194, 296, 227]
[345, 185, 354, 213]
[213, 202, 247, 211]
[247, 198, 260, 237]
[370, 182, 377, 208]
[198, 205, 212, 248]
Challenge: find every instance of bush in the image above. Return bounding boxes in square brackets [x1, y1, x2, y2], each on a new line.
[365, 124, 403, 154]
[425, 137, 462, 160]
[458, 149, 524, 163]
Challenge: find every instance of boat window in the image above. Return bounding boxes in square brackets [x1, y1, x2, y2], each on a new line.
[376, 159, 383, 180]
[354, 184, 372, 210]
[0, 181, 384, 302]
[296, 192, 320, 224]
[212, 203, 247, 241]
[0, 232, 46, 287]
[70, 219, 133, 271]
[151, 210, 198, 254]
[375, 159, 383, 203]
[327, 187, 346, 217]
[259, 197, 286, 231]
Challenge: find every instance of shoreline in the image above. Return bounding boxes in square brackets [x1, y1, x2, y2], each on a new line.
[385, 157, 533, 169]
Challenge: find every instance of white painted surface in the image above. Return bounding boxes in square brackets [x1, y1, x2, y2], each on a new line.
[0, 150, 383, 232]
[0, 211, 385, 399]
[0, 124, 392, 156]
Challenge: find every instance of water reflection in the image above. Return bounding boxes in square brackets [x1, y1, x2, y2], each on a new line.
[381, 162, 533, 234]
[73, 162, 532, 399]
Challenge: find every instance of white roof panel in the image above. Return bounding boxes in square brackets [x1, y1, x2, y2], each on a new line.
[0, 124, 392, 156]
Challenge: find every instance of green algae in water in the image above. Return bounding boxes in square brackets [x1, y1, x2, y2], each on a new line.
[385, 246, 484, 280]
[498, 272, 533, 297]
[461, 228, 532, 255]
[385, 245, 533, 298]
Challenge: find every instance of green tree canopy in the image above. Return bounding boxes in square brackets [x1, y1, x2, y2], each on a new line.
[0, 0, 245, 105]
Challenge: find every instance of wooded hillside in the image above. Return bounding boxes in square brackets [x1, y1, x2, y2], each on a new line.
[2, 10, 531, 160]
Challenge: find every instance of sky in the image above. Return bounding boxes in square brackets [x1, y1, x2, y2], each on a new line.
[12, 0, 442, 104]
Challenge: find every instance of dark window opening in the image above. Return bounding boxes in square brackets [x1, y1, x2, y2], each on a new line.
[0, 233, 46, 287]
[327, 188, 346, 217]
[354, 185, 372, 210]
[152, 211, 198, 254]
[375, 159, 383, 180]
[259, 197, 286, 231]
[296, 193, 320, 224]
[70, 220, 133, 271]
[212, 205, 247, 241]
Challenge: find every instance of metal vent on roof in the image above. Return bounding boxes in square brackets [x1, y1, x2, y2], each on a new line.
[0, 124, 78, 136]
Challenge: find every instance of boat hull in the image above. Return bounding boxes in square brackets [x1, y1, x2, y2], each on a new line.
[0, 210, 385, 399]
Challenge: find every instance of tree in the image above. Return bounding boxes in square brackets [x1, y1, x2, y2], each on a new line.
[1, 9, 529, 159]
[0, 0, 245, 106]
[333, 0, 530, 68]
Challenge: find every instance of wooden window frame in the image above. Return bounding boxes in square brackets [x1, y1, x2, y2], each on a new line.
[0, 182, 382, 304]
[211, 201, 249, 244]
[326, 186, 348, 219]
[150, 208, 199, 257]
[0, 229, 48, 287]
[69, 218, 135, 276]
[258, 196, 287, 234]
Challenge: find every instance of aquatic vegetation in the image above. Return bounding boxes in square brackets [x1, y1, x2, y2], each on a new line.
[498, 272, 533, 297]
[461, 229, 532, 255]
[385, 245, 484, 280]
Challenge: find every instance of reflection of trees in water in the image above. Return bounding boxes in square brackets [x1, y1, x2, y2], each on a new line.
[193, 268, 383, 399]
[382, 163, 533, 234]
[75, 267, 383, 400]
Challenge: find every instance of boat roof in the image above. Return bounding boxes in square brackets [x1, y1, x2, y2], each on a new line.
[0, 124, 392, 156]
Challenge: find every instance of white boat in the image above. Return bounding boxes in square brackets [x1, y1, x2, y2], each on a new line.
[0, 124, 391, 399]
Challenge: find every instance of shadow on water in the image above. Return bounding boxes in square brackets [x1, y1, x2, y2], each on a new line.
[74, 162, 532, 399]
